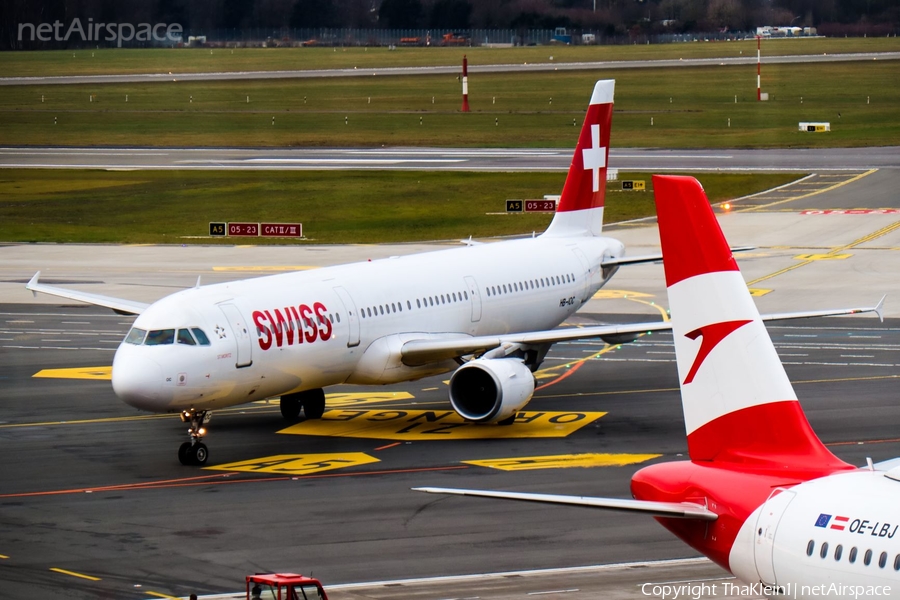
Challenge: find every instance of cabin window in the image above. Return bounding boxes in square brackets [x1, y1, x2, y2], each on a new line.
[416, 299, 421, 308]
[806, 540, 814, 557]
[864, 549, 873, 566]
[452, 292, 457, 302]
[125, 327, 147, 345]
[820, 542, 829, 559]
[145, 329, 176, 345]
[391, 303, 396, 313]
[849, 547, 858, 563]
[502, 284, 507, 293]
[893, 554, 900, 571]
[407, 301, 411, 310]
[191, 328, 211, 345]
[464, 291, 468, 300]
[429, 297, 434, 306]
[367, 308, 372, 317]
[880, 552, 888, 569]
[177, 329, 197, 345]
[834, 545, 843, 561]
[379, 306, 384, 315]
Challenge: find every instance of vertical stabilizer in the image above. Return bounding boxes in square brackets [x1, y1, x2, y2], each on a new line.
[653, 175, 849, 471]
[542, 80, 614, 238]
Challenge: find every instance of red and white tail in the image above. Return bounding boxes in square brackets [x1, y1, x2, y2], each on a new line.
[542, 80, 614, 238]
[653, 175, 849, 471]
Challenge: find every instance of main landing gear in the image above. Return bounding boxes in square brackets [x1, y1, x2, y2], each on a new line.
[178, 409, 211, 466]
[280, 388, 327, 422]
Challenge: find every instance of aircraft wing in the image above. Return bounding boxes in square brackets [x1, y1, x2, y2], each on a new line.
[413, 487, 718, 521]
[400, 297, 884, 366]
[601, 246, 755, 268]
[26, 271, 149, 316]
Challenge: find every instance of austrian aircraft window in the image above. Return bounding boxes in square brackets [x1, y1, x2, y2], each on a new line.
[145, 329, 175, 345]
[864, 549, 873, 566]
[177, 329, 196, 345]
[464, 291, 468, 299]
[834, 544, 843, 561]
[894, 554, 900, 570]
[125, 327, 147, 345]
[880, 551, 888, 568]
[849, 547, 858, 563]
[416, 299, 421, 308]
[191, 328, 211, 345]
[406, 301, 411, 310]
[806, 540, 814, 556]
[820, 542, 828, 559]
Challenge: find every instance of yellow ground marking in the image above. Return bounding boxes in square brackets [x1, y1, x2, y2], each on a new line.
[212, 265, 318, 272]
[592, 289, 653, 299]
[464, 453, 661, 471]
[421, 387, 439, 391]
[206, 453, 380, 475]
[144, 592, 179, 599]
[748, 288, 772, 297]
[0, 554, 8, 559]
[737, 169, 878, 213]
[747, 219, 900, 287]
[253, 391, 414, 409]
[50, 568, 101, 581]
[279, 410, 605, 441]
[793, 253, 852, 261]
[33, 366, 112, 380]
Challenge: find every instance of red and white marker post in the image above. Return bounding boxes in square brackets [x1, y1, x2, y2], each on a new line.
[756, 36, 761, 101]
[461, 55, 470, 112]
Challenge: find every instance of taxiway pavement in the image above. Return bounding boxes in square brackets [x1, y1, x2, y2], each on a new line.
[2, 52, 898, 87]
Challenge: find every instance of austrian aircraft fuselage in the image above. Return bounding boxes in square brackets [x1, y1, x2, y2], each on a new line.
[113, 235, 622, 413]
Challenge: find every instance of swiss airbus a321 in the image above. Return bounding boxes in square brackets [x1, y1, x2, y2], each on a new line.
[27, 80, 880, 466]
[417, 175, 895, 597]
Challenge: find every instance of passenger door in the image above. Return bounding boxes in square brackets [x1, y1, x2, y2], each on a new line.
[218, 303, 253, 368]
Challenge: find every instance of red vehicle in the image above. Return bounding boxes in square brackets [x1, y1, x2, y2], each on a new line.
[246, 573, 327, 600]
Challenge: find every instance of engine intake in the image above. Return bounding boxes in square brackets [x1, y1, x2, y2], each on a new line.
[449, 358, 535, 423]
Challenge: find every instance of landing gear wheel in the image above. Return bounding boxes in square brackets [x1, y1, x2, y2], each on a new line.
[280, 395, 302, 421]
[178, 408, 211, 466]
[178, 442, 192, 465]
[191, 442, 209, 466]
[497, 415, 517, 426]
[302, 388, 326, 420]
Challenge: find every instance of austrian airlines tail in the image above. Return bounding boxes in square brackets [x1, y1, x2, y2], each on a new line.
[542, 80, 613, 238]
[655, 175, 850, 472]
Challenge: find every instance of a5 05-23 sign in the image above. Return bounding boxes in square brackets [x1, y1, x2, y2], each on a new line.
[209, 222, 303, 238]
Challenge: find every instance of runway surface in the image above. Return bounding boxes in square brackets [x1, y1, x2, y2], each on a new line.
[2, 52, 898, 86]
[1, 146, 898, 172]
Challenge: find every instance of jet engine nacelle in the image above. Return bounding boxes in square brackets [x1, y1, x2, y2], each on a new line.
[449, 358, 535, 423]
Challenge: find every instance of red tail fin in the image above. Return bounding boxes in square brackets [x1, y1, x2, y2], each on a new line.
[653, 175, 850, 473]
[543, 80, 614, 238]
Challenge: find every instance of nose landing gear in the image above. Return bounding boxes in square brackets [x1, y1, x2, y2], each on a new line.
[178, 409, 211, 466]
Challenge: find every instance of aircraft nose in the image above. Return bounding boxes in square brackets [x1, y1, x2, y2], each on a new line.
[112, 346, 165, 411]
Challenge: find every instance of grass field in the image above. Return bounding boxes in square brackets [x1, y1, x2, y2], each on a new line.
[0, 169, 798, 244]
[4, 38, 899, 77]
[1, 61, 896, 148]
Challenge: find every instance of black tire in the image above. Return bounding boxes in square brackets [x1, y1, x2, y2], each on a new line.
[192, 442, 209, 466]
[280, 394, 302, 421]
[178, 442, 192, 465]
[497, 414, 517, 426]
[302, 388, 326, 420]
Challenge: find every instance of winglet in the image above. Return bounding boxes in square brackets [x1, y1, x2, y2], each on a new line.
[875, 295, 886, 323]
[27, 271, 41, 297]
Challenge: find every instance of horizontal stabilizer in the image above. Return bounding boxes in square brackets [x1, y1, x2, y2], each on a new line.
[413, 487, 717, 520]
[601, 246, 755, 268]
[26, 271, 148, 316]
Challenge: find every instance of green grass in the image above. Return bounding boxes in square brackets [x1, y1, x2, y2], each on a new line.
[4, 38, 899, 77]
[0, 169, 799, 244]
[1, 61, 896, 148]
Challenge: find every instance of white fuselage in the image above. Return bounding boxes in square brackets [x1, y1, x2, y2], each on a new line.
[111, 234, 623, 413]
[729, 469, 900, 598]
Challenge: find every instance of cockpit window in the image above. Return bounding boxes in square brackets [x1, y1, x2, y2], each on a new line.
[191, 328, 211, 346]
[125, 327, 146, 345]
[177, 329, 196, 345]
[145, 329, 175, 345]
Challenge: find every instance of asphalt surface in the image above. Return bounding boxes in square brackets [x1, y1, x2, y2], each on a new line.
[2, 52, 898, 86]
[2, 305, 898, 600]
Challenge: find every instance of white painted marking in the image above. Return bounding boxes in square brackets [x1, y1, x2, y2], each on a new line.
[528, 589, 579, 595]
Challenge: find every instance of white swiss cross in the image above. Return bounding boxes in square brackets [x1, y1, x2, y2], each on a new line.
[581, 124, 607, 192]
